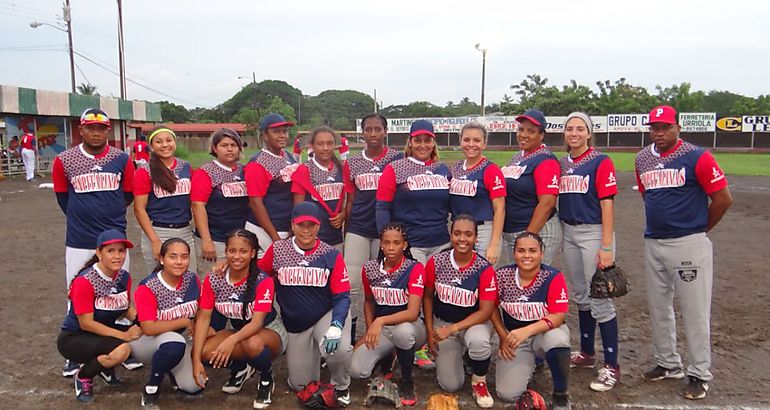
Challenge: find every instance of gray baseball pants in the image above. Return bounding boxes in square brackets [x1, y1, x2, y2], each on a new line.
[129, 331, 201, 394]
[501, 214, 563, 267]
[432, 317, 493, 392]
[349, 319, 426, 379]
[562, 223, 616, 322]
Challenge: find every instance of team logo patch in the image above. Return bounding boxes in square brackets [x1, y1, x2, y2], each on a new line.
[449, 178, 478, 197]
[559, 175, 590, 194]
[153, 178, 191, 198]
[280, 163, 300, 182]
[678, 269, 698, 282]
[639, 168, 686, 190]
[406, 174, 449, 191]
[355, 173, 381, 191]
[221, 181, 247, 197]
[501, 165, 527, 180]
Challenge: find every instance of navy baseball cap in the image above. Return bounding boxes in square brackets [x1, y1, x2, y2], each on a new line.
[516, 109, 547, 132]
[409, 119, 435, 138]
[260, 113, 295, 131]
[96, 229, 134, 249]
[292, 202, 322, 225]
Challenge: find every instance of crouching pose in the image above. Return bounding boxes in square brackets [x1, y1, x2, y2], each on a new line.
[57, 230, 142, 404]
[492, 232, 572, 410]
[192, 230, 285, 409]
[423, 215, 498, 408]
[350, 223, 426, 406]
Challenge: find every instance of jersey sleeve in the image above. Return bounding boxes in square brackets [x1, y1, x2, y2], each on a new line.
[478, 266, 498, 301]
[694, 151, 728, 195]
[52, 157, 69, 193]
[407, 262, 426, 297]
[122, 158, 135, 193]
[70, 276, 95, 315]
[546, 272, 570, 314]
[533, 158, 560, 196]
[595, 157, 619, 199]
[483, 163, 507, 199]
[133, 167, 152, 196]
[257, 245, 275, 274]
[252, 277, 275, 313]
[190, 168, 213, 202]
[342, 161, 354, 193]
[375, 165, 396, 201]
[290, 164, 310, 195]
[245, 162, 271, 198]
[330, 252, 351, 294]
[199, 276, 216, 310]
[635, 169, 645, 195]
[134, 284, 158, 322]
[362, 268, 373, 297]
[423, 257, 436, 289]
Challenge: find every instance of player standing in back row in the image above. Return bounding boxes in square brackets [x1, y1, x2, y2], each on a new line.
[635, 105, 732, 400]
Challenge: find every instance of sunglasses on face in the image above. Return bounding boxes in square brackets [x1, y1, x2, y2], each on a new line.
[82, 112, 109, 123]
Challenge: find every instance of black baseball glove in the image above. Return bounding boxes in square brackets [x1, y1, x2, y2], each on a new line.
[590, 264, 629, 299]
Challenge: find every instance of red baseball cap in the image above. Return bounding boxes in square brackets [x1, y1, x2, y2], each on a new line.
[647, 105, 677, 125]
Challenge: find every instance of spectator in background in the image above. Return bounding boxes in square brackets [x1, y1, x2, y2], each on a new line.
[9, 136, 20, 158]
[339, 135, 350, 161]
[20, 131, 37, 181]
[132, 134, 150, 166]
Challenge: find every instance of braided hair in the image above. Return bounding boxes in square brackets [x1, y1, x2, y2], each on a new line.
[376, 222, 415, 262]
[224, 229, 262, 320]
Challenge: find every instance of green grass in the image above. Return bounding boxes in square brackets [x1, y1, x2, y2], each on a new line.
[184, 149, 770, 176]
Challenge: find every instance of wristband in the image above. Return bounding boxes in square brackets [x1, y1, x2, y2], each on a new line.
[542, 318, 554, 330]
[601, 247, 612, 252]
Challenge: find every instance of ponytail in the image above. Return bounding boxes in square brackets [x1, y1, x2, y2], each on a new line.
[79, 254, 100, 274]
[225, 229, 262, 320]
[147, 127, 178, 194]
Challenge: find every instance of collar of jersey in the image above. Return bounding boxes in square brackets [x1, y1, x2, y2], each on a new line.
[362, 147, 388, 162]
[292, 237, 320, 255]
[462, 157, 487, 171]
[380, 256, 405, 274]
[213, 159, 237, 172]
[514, 266, 540, 290]
[567, 147, 593, 164]
[312, 157, 333, 171]
[262, 148, 285, 159]
[93, 264, 117, 282]
[407, 156, 433, 166]
[449, 249, 477, 272]
[157, 270, 182, 291]
[651, 139, 682, 158]
[521, 144, 546, 158]
[79, 143, 110, 159]
[225, 267, 248, 286]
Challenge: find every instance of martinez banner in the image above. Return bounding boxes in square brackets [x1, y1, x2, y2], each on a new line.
[741, 115, 770, 132]
[606, 114, 649, 132]
[357, 116, 606, 134]
[679, 113, 716, 132]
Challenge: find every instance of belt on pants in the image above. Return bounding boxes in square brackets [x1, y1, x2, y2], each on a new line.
[152, 221, 190, 229]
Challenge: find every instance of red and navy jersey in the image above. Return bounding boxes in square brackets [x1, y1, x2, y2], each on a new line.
[135, 270, 200, 323]
[291, 158, 346, 245]
[339, 136, 350, 155]
[132, 141, 150, 162]
[449, 158, 506, 222]
[558, 148, 618, 225]
[425, 250, 497, 324]
[362, 258, 425, 318]
[496, 264, 569, 330]
[344, 148, 403, 238]
[635, 140, 728, 239]
[245, 149, 299, 232]
[501, 145, 560, 233]
[258, 238, 351, 333]
[190, 160, 248, 242]
[21, 133, 35, 150]
[376, 157, 451, 247]
[200, 270, 277, 331]
[134, 158, 192, 225]
[53, 145, 134, 248]
[61, 266, 132, 332]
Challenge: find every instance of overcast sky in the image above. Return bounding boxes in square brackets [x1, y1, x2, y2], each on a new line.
[1, 0, 768, 110]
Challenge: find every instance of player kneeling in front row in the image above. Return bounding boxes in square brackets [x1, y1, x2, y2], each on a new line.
[192, 230, 285, 409]
[492, 232, 572, 410]
[350, 223, 426, 406]
[424, 215, 498, 408]
[130, 238, 202, 407]
[57, 230, 142, 404]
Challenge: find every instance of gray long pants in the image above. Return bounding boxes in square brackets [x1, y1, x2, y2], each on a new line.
[501, 214, 563, 268]
[495, 325, 570, 402]
[141, 225, 198, 277]
[562, 223, 616, 323]
[411, 243, 450, 265]
[285, 310, 353, 391]
[645, 233, 713, 381]
[129, 332, 201, 394]
[433, 317, 493, 392]
[244, 221, 289, 259]
[475, 220, 502, 260]
[349, 319, 426, 379]
[343, 232, 380, 331]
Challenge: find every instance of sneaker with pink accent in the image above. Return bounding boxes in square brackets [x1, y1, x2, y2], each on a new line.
[569, 351, 596, 369]
[590, 365, 620, 392]
[471, 381, 494, 408]
[413, 346, 435, 370]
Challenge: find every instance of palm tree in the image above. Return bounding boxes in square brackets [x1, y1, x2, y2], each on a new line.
[77, 83, 98, 96]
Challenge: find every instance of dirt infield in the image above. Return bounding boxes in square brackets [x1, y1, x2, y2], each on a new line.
[1, 172, 768, 409]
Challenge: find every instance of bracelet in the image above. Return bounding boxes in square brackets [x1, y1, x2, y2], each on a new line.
[601, 247, 612, 252]
[542, 318, 554, 330]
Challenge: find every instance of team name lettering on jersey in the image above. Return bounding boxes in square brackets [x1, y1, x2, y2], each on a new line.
[371, 287, 409, 306]
[500, 301, 548, 321]
[153, 178, 191, 198]
[277, 266, 330, 287]
[501, 165, 527, 180]
[406, 174, 449, 191]
[449, 178, 478, 197]
[280, 163, 300, 182]
[355, 173, 381, 191]
[215, 301, 256, 320]
[157, 300, 198, 321]
[435, 282, 477, 307]
[639, 168, 686, 190]
[221, 181, 247, 197]
[94, 290, 129, 311]
[559, 175, 590, 194]
[314, 182, 344, 201]
[71, 172, 121, 193]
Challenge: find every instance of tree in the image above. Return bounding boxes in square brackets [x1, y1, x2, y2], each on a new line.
[655, 82, 705, 112]
[594, 78, 657, 114]
[156, 100, 191, 123]
[77, 82, 98, 96]
[702, 91, 753, 116]
[263, 96, 297, 123]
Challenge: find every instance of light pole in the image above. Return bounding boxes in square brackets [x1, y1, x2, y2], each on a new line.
[30, 0, 76, 93]
[474, 43, 487, 116]
[238, 72, 260, 118]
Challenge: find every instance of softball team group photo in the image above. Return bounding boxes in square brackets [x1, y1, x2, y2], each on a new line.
[40, 104, 735, 409]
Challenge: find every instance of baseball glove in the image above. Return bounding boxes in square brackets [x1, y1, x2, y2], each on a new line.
[365, 376, 400, 408]
[297, 380, 338, 409]
[590, 264, 629, 299]
[425, 393, 459, 410]
[514, 389, 547, 410]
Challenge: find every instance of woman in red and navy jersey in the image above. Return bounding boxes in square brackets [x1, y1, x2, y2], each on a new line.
[350, 222, 425, 406]
[501, 109, 562, 266]
[343, 113, 403, 346]
[257, 202, 353, 406]
[423, 215, 498, 408]
[130, 238, 202, 407]
[491, 232, 572, 410]
[245, 113, 299, 257]
[133, 127, 196, 275]
[57, 230, 142, 404]
[191, 128, 249, 271]
[192, 230, 284, 409]
[558, 112, 621, 392]
[291, 126, 347, 249]
[449, 122, 506, 265]
[376, 119, 451, 264]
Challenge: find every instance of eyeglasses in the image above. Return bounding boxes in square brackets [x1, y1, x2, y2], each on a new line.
[81, 112, 109, 123]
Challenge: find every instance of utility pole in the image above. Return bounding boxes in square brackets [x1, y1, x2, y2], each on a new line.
[475, 43, 487, 116]
[63, 1, 75, 93]
[373, 89, 378, 112]
[117, 0, 126, 99]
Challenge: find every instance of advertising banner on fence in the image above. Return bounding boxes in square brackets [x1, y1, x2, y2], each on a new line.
[716, 116, 742, 132]
[741, 115, 770, 132]
[358, 116, 606, 134]
[545, 116, 607, 133]
[606, 114, 649, 132]
[679, 113, 716, 132]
